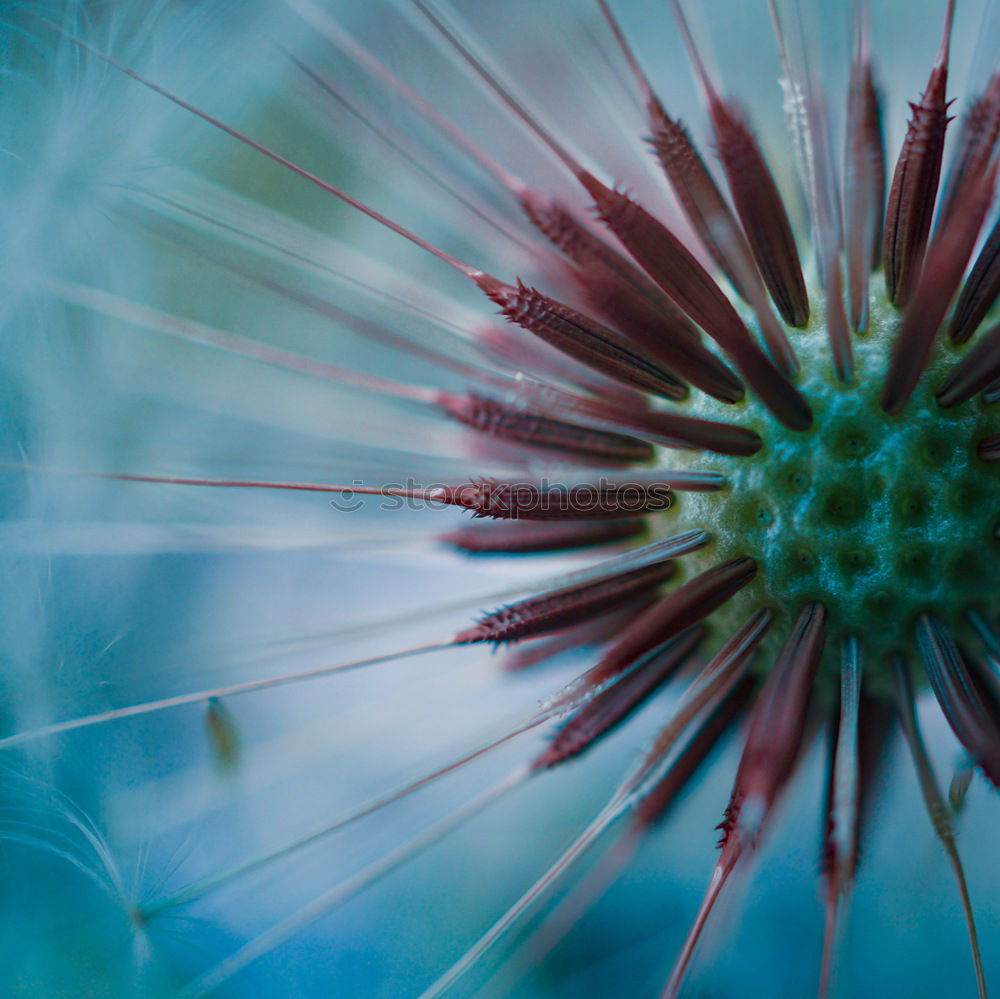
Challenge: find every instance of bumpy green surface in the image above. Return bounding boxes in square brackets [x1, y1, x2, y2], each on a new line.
[662, 283, 1000, 695]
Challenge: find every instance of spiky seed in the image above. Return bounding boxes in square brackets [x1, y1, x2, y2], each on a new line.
[844, 9, 887, 330]
[478, 276, 692, 401]
[662, 603, 827, 999]
[937, 72, 1000, 230]
[882, 0, 956, 307]
[520, 195, 747, 403]
[949, 217, 1000, 344]
[709, 98, 810, 327]
[937, 320, 1000, 408]
[532, 629, 704, 769]
[440, 519, 646, 555]
[918, 615, 1000, 789]
[586, 558, 758, 689]
[580, 177, 812, 429]
[437, 391, 654, 463]
[883, 163, 997, 413]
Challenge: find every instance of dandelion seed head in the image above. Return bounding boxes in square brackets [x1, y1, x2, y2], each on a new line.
[674, 280, 1000, 683]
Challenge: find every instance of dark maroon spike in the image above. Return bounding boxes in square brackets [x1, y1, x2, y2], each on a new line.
[918, 614, 1000, 788]
[476, 276, 690, 402]
[844, 7, 887, 330]
[949, 216, 1000, 344]
[596, 0, 797, 374]
[635, 675, 755, 828]
[579, 177, 812, 430]
[550, 394, 762, 457]
[583, 557, 758, 690]
[646, 105, 752, 301]
[440, 519, 645, 555]
[938, 71, 1000, 231]
[720, 603, 827, 849]
[531, 628, 704, 770]
[477, 325, 650, 410]
[518, 192, 700, 342]
[520, 194, 747, 403]
[937, 319, 1000, 408]
[707, 98, 810, 327]
[662, 602, 826, 999]
[595, 0, 754, 304]
[502, 598, 655, 672]
[883, 163, 998, 413]
[453, 560, 680, 646]
[668, 0, 808, 327]
[440, 471, 722, 522]
[437, 391, 654, 464]
[977, 434, 1000, 461]
[882, 0, 957, 307]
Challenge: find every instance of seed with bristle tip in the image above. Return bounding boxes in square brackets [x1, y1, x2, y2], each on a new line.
[949, 217, 1000, 344]
[453, 559, 679, 646]
[937, 320, 1000, 408]
[477, 276, 690, 402]
[882, 0, 956, 307]
[708, 97, 810, 328]
[918, 615, 1000, 789]
[531, 628, 703, 769]
[440, 519, 646, 555]
[437, 391, 654, 463]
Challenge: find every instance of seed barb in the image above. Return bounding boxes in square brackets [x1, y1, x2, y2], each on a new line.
[662, 603, 827, 999]
[519, 194, 747, 403]
[883, 162, 998, 413]
[891, 653, 989, 999]
[949, 217, 1000, 345]
[882, 0, 957, 307]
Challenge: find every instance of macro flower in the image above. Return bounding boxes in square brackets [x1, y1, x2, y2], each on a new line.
[2, 0, 1000, 996]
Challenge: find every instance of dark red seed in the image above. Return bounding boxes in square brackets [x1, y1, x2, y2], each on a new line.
[937, 320, 1000, 408]
[883, 163, 997, 413]
[440, 519, 646, 555]
[918, 614, 1000, 788]
[437, 391, 654, 463]
[937, 71, 1000, 231]
[502, 598, 655, 672]
[476, 275, 691, 402]
[437, 471, 720, 521]
[844, 12, 887, 330]
[584, 557, 758, 689]
[580, 177, 812, 429]
[719, 603, 827, 852]
[635, 674, 755, 828]
[882, 1, 956, 307]
[949, 217, 1000, 344]
[708, 97, 810, 327]
[531, 628, 704, 770]
[454, 560, 679, 646]
[977, 434, 1000, 462]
